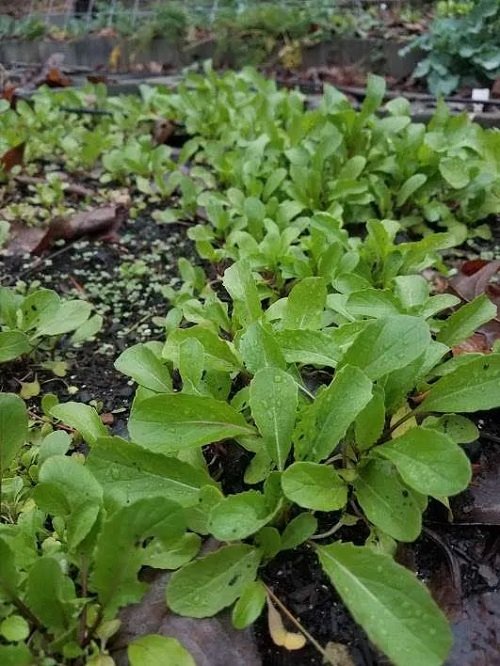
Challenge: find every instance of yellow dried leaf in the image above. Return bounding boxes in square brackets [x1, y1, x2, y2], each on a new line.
[323, 641, 355, 666]
[108, 46, 121, 72]
[390, 403, 416, 438]
[20, 378, 40, 399]
[267, 598, 306, 651]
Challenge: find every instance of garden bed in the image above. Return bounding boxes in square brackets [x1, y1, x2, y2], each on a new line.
[1, 69, 500, 666]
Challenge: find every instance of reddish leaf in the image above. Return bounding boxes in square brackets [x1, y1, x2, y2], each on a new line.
[0, 142, 25, 172]
[6, 204, 128, 256]
[452, 333, 490, 356]
[44, 68, 72, 88]
[449, 260, 500, 304]
[1, 82, 18, 106]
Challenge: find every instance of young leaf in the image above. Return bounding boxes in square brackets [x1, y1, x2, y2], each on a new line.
[282, 277, 327, 330]
[299, 365, 372, 462]
[92, 497, 185, 618]
[87, 437, 215, 511]
[50, 402, 107, 446]
[340, 316, 431, 381]
[436, 295, 496, 347]
[128, 635, 195, 666]
[222, 261, 261, 326]
[376, 427, 471, 497]
[0, 644, 32, 665]
[281, 513, 318, 550]
[239, 321, 286, 374]
[0, 393, 28, 475]
[0, 538, 18, 600]
[281, 462, 348, 511]
[208, 491, 274, 541]
[115, 343, 172, 392]
[396, 174, 427, 207]
[34, 455, 103, 550]
[276, 329, 339, 368]
[232, 581, 267, 629]
[422, 414, 478, 444]
[143, 533, 201, 570]
[317, 543, 452, 666]
[166, 545, 261, 618]
[418, 354, 500, 413]
[26, 557, 76, 633]
[163, 326, 240, 373]
[34, 300, 92, 337]
[354, 385, 385, 451]
[354, 460, 422, 542]
[38, 430, 71, 464]
[249, 368, 298, 470]
[129, 393, 255, 453]
[0, 332, 31, 363]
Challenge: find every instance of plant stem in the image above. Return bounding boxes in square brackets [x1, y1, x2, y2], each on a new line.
[386, 408, 418, 437]
[309, 518, 344, 541]
[264, 584, 334, 665]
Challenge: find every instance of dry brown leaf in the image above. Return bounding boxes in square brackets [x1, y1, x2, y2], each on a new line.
[267, 598, 306, 651]
[323, 642, 355, 666]
[44, 67, 72, 88]
[0, 142, 25, 173]
[153, 118, 176, 146]
[452, 332, 490, 356]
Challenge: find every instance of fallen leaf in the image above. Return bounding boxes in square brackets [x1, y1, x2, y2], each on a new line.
[450, 260, 500, 307]
[323, 642, 355, 666]
[153, 118, 176, 146]
[0, 142, 25, 173]
[6, 204, 128, 255]
[101, 413, 114, 426]
[87, 74, 110, 84]
[44, 68, 72, 88]
[20, 378, 40, 399]
[267, 598, 306, 651]
[452, 332, 490, 356]
[454, 446, 500, 525]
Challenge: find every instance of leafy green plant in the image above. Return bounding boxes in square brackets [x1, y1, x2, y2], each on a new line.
[0, 285, 102, 364]
[404, 0, 500, 94]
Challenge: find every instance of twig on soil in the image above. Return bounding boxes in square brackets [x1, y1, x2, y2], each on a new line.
[479, 430, 500, 445]
[423, 527, 463, 598]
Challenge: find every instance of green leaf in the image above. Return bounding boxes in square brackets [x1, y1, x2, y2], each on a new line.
[419, 354, 500, 413]
[436, 295, 496, 347]
[359, 74, 386, 121]
[354, 385, 385, 450]
[34, 300, 92, 337]
[50, 402, 107, 446]
[393, 275, 429, 310]
[439, 157, 470, 189]
[128, 634, 195, 666]
[115, 343, 172, 392]
[0, 393, 28, 476]
[178, 338, 204, 394]
[163, 326, 240, 373]
[422, 414, 478, 444]
[143, 533, 201, 570]
[70, 313, 103, 344]
[281, 513, 318, 550]
[397, 174, 427, 207]
[249, 368, 297, 470]
[208, 490, 274, 541]
[340, 316, 431, 381]
[0, 616, 29, 642]
[0, 332, 31, 363]
[276, 330, 339, 367]
[166, 545, 261, 618]
[0, 539, 18, 599]
[129, 394, 255, 453]
[299, 365, 372, 462]
[222, 261, 261, 326]
[92, 497, 185, 618]
[231, 581, 267, 629]
[87, 437, 215, 510]
[376, 427, 471, 497]
[281, 462, 347, 511]
[343, 289, 401, 319]
[239, 321, 286, 374]
[317, 543, 452, 666]
[34, 455, 103, 550]
[354, 460, 422, 542]
[26, 557, 75, 633]
[38, 431, 71, 464]
[0, 644, 33, 666]
[282, 278, 327, 330]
